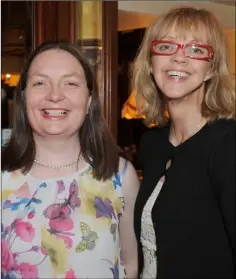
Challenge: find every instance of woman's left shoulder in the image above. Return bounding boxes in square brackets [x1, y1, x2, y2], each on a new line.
[208, 118, 236, 139]
[118, 157, 139, 187]
[118, 157, 136, 176]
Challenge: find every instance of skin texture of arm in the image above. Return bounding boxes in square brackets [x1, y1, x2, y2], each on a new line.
[119, 157, 140, 279]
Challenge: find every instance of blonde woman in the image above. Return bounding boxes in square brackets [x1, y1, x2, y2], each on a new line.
[133, 7, 235, 279]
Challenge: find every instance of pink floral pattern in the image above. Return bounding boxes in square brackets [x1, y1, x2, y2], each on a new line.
[15, 263, 38, 279]
[65, 268, 77, 279]
[14, 219, 35, 242]
[1, 167, 126, 279]
[1, 240, 16, 272]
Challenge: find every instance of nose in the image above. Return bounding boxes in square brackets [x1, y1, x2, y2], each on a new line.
[171, 48, 188, 65]
[46, 86, 65, 102]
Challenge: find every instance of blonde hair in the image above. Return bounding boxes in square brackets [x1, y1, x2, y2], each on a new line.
[132, 7, 235, 126]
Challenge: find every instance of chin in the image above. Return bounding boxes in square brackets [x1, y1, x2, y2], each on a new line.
[162, 86, 199, 101]
[35, 126, 67, 136]
[41, 131, 67, 137]
[41, 127, 79, 138]
[163, 92, 188, 101]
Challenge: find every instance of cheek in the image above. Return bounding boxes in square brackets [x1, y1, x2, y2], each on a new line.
[151, 58, 167, 85]
[25, 93, 43, 124]
[151, 56, 166, 71]
[25, 98, 36, 125]
[25, 91, 41, 108]
[25, 93, 35, 112]
[151, 60, 163, 84]
[195, 62, 212, 76]
[151, 58, 158, 73]
[70, 91, 90, 105]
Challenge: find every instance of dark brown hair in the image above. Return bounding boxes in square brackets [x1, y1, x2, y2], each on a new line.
[1, 41, 119, 180]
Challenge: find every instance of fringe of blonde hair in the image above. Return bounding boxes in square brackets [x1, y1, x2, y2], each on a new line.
[132, 7, 235, 126]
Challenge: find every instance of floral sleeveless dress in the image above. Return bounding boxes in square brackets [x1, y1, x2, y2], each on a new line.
[1, 164, 127, 279]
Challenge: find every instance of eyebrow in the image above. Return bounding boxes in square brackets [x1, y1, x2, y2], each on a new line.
[29, 72, 84, 79]
[62, 72, 84, 79]
[28, 73, 48, 79]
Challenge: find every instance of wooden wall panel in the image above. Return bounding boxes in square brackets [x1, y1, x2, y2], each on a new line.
[57, 2, 76, 43]
[102, 1, 118, 140]
[32, 1, 76, 49]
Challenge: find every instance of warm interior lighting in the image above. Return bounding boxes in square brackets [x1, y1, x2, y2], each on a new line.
[121, 90, 160, 128]
[121, 90, 145, 120]
[1, 73, 20, 86]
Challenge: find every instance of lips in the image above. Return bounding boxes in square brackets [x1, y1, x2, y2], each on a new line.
[43, 109, 67, 116]
[41, 108, 69, 118]
[167, 70, 190, 78]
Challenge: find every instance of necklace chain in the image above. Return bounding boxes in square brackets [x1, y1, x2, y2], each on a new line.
[33, 155, 82, 169]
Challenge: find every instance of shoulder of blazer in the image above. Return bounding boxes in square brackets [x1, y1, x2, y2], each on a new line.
[140, 126, 168, 147]
[207, 118, 236, 143]
[138, 125, 169, 167]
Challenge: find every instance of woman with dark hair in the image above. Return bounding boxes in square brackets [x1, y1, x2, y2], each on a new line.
[1, 41, 139, 279]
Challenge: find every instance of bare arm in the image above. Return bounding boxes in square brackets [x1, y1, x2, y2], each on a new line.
[119, 157, 140, 279]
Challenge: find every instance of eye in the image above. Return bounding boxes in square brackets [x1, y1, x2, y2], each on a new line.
[160, 44, 172, 50]
[32, 81, 45, 87]
[156, 43, 175, 53]
[66, 81, 79, 87]
[191, 46, 204, 54]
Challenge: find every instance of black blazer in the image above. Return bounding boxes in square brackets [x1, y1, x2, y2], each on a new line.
[134, 119, 235, 279]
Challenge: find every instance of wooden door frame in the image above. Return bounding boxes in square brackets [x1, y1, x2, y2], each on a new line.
[101, 1, 118, 140]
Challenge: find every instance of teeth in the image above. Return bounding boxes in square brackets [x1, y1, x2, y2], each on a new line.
[44, 110, 67, 116]
[167, 71, 189, 77]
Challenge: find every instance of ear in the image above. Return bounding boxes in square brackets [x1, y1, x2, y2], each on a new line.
[204, 69, 215, 82]
[204, 73, 214, 82]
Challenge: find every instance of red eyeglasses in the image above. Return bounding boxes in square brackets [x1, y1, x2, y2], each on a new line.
[152, 40, 214, 61]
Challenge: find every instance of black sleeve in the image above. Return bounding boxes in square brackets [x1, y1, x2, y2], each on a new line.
[137, 133, 146, 169]
[137, 130, 152, 169]
[211, 128, 235, 252]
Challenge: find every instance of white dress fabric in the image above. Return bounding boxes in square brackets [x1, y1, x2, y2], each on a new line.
[140, 179, 164, 279]
[1, 165, 127, 279]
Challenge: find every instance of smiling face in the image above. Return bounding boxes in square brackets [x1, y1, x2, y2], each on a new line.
[25, 49, 91, 138]
[151, 26, 213, 102]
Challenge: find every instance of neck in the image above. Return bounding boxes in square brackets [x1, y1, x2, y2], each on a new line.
[33, 134, 81, 165]
[167, 90, 207, 146]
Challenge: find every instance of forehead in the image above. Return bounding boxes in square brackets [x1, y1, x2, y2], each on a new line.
[155, 19, 209, 43]
[28, 49, 85, 77]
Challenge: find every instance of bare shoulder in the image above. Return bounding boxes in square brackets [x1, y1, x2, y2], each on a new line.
[118, 156, 140, 192]
[2, 170, 14, 184]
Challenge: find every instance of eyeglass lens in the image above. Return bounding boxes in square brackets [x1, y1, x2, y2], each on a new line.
[154, 42, 209, 58]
